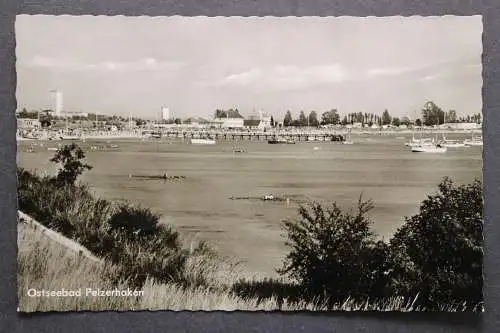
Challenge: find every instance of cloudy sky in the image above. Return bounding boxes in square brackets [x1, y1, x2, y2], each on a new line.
[15, 15, 482, 120]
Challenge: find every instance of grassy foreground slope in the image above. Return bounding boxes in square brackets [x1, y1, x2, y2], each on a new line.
[19, 218, 432, 312]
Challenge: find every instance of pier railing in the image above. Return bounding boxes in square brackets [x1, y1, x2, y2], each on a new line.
[152, 129, 347, 142]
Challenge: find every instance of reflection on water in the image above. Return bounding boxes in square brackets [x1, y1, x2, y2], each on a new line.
[17, 135, 482, 276]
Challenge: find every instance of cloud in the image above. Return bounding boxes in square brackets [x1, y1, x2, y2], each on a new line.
[26, 56, 183, 72]
[216, 64, 348, 90]
[419, 74, 439, 81]
[224, 68, 263, 86]
[417, 60, 481, 82]
[366, 67, 414, 77]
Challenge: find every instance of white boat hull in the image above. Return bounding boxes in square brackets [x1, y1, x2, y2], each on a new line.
[60, 135, 80, 140]
[464, 140, 483, 146]
[442, 143, 466, 148]
[406, 141, 434, 148]
[190, 138, 216, 145]
[411, 145, 447, 153]
[405, 138, 434, 147]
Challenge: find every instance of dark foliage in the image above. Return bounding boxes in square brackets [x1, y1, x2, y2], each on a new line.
[50, 143, 92, 185]
[389, 177, 483, 310]
[278, 197, 393, 306]
[108, 205, 162, 237]
[231, 278, 305, 309]
[17, 168, 212, 289]
[277, 178, 483, 310]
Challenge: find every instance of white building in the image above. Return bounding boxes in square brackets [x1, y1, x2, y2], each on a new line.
[257, 110, 272, 130]
[51, 90, 63, 117]
[214, 109, 245, 129]
[17, 118, 41, 130]
[220, 118, 244, 128]
[161, 107, 171, 121]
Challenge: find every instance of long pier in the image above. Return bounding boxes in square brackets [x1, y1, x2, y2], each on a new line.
[147, 130, 347, 142]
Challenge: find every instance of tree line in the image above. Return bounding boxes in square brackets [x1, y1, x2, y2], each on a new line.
[281, 102, 482, 128]
[18, 100, 482, 129]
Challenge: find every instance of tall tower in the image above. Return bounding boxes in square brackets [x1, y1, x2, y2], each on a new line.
[161, 107, 170, 121]
[50, 90, 63, 117]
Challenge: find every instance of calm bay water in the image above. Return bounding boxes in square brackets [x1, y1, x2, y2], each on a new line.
[17, 134, 482, 276]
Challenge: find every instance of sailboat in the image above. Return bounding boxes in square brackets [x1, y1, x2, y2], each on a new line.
[405, 124, 434, 147]
[463, 131, 483, 146]
[411, 122, 446, 153]
[411, 140, 447, 153]
[342, 129, 354, 145]
[439, 133, 465, 148]
[59, 112, 81, 140]
[59, 132, 80, 140]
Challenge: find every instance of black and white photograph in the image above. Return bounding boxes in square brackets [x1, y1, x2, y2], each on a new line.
[15, 15, 483, 312]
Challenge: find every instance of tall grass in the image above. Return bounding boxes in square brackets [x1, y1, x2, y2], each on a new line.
[17, 222, 140, 312]
[17, 168, 218, 289]
[19, 219, 478, 312]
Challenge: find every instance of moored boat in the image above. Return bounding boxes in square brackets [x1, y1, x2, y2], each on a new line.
[190, 138, 216, 145]
[59, 133, 81, 140]
[464, 139, 483, 146]
[342, 130, 354, 145]
[441, 140, 466, 148]
[439, 134, 466, 148]
[464, 136, 483, 146]
[463, 131, 483, 147]
[411, 143, 447, 153]
[268, 137, 295, 144]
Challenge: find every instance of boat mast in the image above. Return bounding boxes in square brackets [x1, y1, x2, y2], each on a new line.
[412, 110, 416, 141]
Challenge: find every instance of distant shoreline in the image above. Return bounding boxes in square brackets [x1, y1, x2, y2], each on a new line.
[16, 128, 482, 142]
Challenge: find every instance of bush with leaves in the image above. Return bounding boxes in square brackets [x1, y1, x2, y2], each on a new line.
[108, 205, 164, 238]
[278, 197, 393, 305]
[389, 177, 483, 310]
[50, 143, 92, 185]
[17, 168, 217, 290]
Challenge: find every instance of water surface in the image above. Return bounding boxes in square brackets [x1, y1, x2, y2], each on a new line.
[17, 134, 482, 276]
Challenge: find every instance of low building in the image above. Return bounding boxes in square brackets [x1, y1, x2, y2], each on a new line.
[17, 118, 41, 130]
[214, 109, 245, 129]
[183, 117, 211, 128]
[69, 112, 89, 118]
[244, 119, 261, 129]
[244, 110, 273, 130]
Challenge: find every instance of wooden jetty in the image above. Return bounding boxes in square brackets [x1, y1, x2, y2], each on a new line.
[145, 129, 347, 142]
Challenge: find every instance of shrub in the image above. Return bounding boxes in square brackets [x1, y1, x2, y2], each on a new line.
[278, 197, 393, 305]
[231, 277, 305, 309]
[108, 204, 164, 238]
[389, 177, 483, 310]
[17, 168, 222, 290]
[50, 143, 92, 185]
